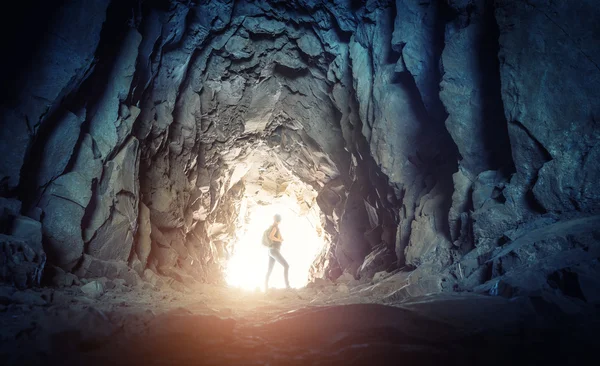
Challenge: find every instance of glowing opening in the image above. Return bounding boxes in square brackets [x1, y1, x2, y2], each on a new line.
[225, 202, 325, 290]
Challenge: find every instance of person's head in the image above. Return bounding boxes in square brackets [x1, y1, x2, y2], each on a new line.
[273, 214, 282, 224]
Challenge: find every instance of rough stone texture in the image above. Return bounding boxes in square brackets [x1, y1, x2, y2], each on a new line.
[35, 110, 83, 189]
[0, 0, 110, 192]
[86, 137, 140, 262]
[88, 29, 142, 160]
[75, 255, 141, 287]
[39, 172, 91, 271]
[81, 280, 104, 298]
[0, 0, 598, 306]
[496, 0, 600, 213]
[135, 203, 152, 269]
[0, 234, 46, 289]
[357, 244, 395, 280]
[9, 216, 43, 253]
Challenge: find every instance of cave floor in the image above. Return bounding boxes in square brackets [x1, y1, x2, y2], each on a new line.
[1, 279, 597, 366]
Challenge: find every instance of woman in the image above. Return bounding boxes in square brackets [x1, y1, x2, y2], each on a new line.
[264, 214, 290, 290]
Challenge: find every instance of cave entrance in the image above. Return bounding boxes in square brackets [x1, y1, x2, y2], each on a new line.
[224, 148, 328, 290]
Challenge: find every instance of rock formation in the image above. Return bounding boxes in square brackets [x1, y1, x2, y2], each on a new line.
[0, 0, 598, 309]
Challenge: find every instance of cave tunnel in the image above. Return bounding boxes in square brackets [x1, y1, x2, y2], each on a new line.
[1, 0, 599, 365]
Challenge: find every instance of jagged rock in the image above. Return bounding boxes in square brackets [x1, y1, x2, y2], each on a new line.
[0, 234, 45, 289]
[357, 244, 395, 280]
[242, 17, 286, 35]
[88, 28, 142, 159]
[372, 270, 391, 284]
[363, 225, 383, 247]
[72, 133, 103, 181]
[273, 43, 307, 70]
[75, 255, 141, 287]
[86, 137, 140, 261]
[440, 0, 512, 176]
[447, 168, 473, 245]
[392, 0, 444, 120]
[1, 0, 597, 306]
[142, 268, 167, 290]
[39, 172, 91, 270]
[224, 35, 253, 59]
[383, 268, 443, 303]
[405, 214, 452, 268]
[149, 239, 179, 269]
[8, 215, 43, 253]
[0, 0, 110, 191]
[335, 271, 355, 284]
[296, 32, 323, 57]
[496, 0, 600, 213]
[157, 266, 197, 288]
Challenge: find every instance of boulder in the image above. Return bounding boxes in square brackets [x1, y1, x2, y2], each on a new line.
[80, 281, 104, 298]
[51, 266, 80, 288]
[9, 215, 43, 253]
[39, 172, 91, 270]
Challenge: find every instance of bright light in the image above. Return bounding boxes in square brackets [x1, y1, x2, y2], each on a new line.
[225, 202, 324, 290]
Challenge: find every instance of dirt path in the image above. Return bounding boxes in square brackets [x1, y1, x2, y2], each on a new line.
[1, 279, 597, 365]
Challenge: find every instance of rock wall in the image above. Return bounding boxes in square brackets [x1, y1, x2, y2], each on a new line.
[0, 0, 598, 299]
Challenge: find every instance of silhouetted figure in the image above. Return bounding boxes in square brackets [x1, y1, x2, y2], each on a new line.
[263, 214, 290, 290]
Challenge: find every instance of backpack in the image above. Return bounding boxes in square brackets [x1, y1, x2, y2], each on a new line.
[262, 226, 273, 247]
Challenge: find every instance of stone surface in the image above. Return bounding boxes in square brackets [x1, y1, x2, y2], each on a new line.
[0, 0, 110, 191]
[0, 0, 598, 304]
[0, 234, 45, 289]
[81, 281, 104, 298]
[9, 215, 43, 253]
[86, 137, 140, 261]
[357, 244, 395, 280]
[496, 0, 600, 213]
[39, 172, 91, 270]
[36, 110, 82, 189]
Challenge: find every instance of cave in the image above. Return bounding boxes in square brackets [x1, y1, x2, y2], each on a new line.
[0, 0, 599, 364]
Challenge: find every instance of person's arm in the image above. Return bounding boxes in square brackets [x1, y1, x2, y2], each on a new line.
[269, 227, 282, 242]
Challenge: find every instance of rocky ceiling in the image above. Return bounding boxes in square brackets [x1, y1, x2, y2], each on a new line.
[0, 0, 599, 305]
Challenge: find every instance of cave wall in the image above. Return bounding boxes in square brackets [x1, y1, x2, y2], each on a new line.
[1, 0, 598, 297]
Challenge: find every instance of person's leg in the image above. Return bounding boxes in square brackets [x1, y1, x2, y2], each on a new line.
[269, 248, 290, 288]
[265, 255, 275, 291]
